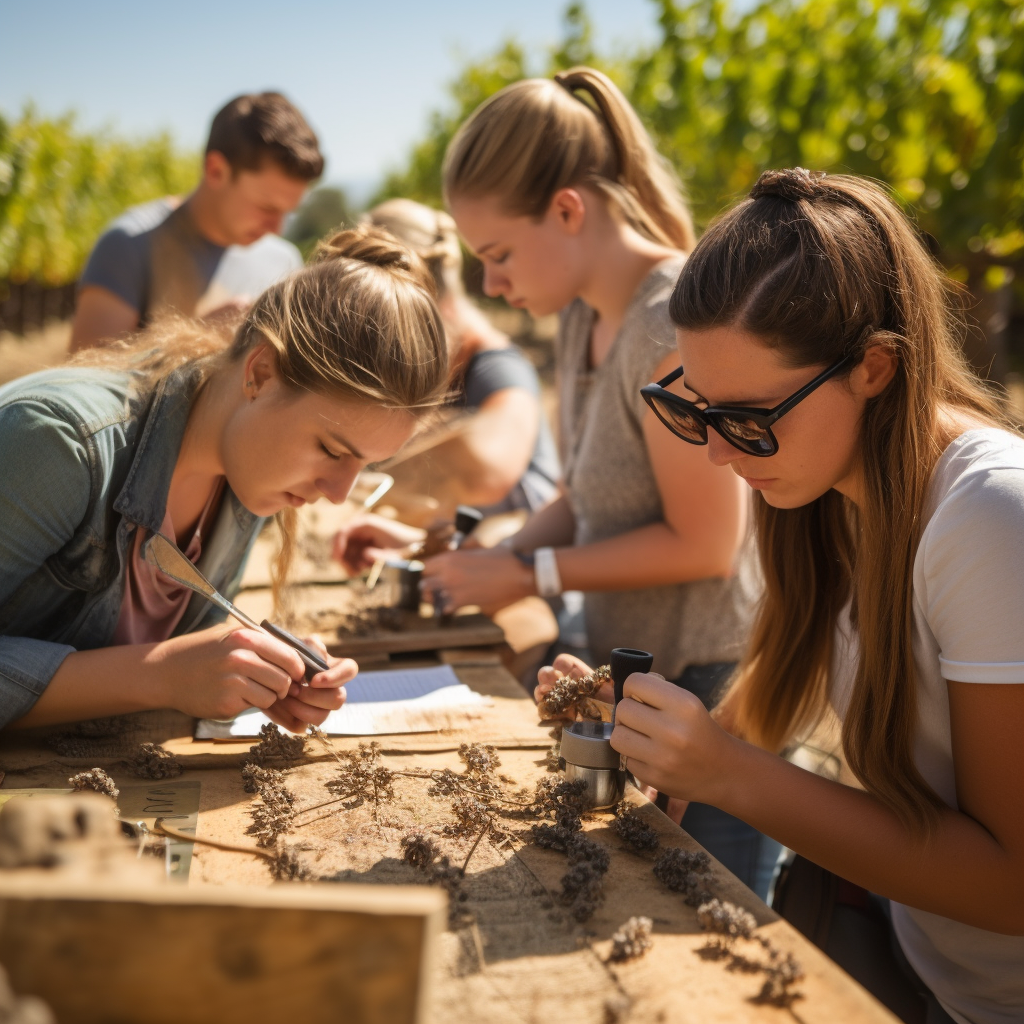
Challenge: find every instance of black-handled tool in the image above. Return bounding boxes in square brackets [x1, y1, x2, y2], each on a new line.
[143, 532, 330, 682]
[433, 505, 485, 619]
[449, 505, 484, 550]
[610, 647, 654, 716]
[260, 620, 330, 681]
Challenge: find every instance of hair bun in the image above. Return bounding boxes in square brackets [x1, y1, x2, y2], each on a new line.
[313, 224, 436, 295]
[749, 168, 827, 202]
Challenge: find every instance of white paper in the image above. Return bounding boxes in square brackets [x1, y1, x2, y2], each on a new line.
[195, 664, 491, 739]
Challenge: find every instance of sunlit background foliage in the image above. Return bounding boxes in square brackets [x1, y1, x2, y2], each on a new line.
[2, 0, 1022, 360]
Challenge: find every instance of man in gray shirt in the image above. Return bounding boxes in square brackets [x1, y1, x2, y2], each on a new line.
[70, 92, 323, 352]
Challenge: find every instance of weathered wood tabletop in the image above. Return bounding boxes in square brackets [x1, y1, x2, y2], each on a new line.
[0, 655, 896, 1024]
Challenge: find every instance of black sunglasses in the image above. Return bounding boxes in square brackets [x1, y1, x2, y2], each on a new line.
[640, 350, 861, 457]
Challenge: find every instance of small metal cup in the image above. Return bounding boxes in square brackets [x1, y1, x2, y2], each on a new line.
[559, 720, 624, 810]
[379, 558, 425, 611]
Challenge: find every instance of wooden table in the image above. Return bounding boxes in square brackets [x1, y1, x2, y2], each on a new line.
[0, 660, 895, 1024]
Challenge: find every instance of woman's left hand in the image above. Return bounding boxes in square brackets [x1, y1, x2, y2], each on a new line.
[265, 634, 358, 733]
[421, 548, 535, 614]
[611, 672, 738, 807]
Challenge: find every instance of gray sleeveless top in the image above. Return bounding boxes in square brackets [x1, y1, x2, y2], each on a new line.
[556, 258, 758, 679]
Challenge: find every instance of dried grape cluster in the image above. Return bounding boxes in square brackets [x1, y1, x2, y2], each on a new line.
[400, 831, 464, 905]
[530, 777, 588, 831]
[611, 802, 659, 852]
[696, 899, 756, 944]
[529, 799, 611, 922]
[696, 898, 804, 1007]
[127, 742, 182, 779]
[244, 765, 296, 847]
[326, 742, 395, 808]
[539, 664, 611, 718]
[67, 768, 119, 805]
[608, 916, 654, 962]
[241, 763, 283, 794]
[652, 847, 715, 907]
[248, 724, 307, 765]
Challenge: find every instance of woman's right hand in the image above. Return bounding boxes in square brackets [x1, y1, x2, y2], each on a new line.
[149, 624, 312, 724]
[332, 513, 426, 574]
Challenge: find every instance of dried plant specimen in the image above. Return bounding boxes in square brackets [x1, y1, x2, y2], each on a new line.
[530, 823, 576, 852]
[559, 861, 606, 921]
[543, 746, 561, 772]
[400, 831, 463, 907]
[442, 794, 492, 838]
[241, 763, 284, 794]
[458, 742, 501, 778]
[609, 916, 654, 962]
[127, 742, 182, 779]
[539, 664, 611, 718]
[245, 765, 296, 848]
[401, 832, 441, 870]
[270, 840, 312, 882]
[653, 847, 715, 906]
[696, 899, 756, 945]
[611, 802, 660, 852]
[68, 768, 119, 805]
[248, 723, 307, 765]
[326, 742, 395, 807]
[528, 777, 588, 832]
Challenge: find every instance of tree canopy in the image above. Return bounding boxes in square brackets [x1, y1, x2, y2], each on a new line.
[376, 0, 1024, 286]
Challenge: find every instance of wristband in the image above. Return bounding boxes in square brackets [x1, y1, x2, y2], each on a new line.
[533, 547, 563, 598]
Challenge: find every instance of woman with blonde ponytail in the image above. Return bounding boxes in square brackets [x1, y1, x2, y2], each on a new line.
[0, 226, 448, 733]
[413, 67, 776, 898]
[333, 198, 559, 519]
[617, 168, 1024, 1023]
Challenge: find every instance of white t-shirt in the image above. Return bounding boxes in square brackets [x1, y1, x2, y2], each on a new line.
[830, 428, 1024, 1024]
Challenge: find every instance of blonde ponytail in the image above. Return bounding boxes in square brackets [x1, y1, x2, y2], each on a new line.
[444, 66, 694, 252]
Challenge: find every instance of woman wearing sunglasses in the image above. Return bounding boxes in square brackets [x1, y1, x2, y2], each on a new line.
[396, 68, 783, 900]
[618, 168, 1024, 1023]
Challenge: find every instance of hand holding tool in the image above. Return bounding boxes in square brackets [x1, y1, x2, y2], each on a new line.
[143, 532, 330, 682]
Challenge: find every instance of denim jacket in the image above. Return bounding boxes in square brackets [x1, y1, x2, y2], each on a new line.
[0, 363, 264, 727]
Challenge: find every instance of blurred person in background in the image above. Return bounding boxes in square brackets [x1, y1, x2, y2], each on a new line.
[331, 198, 560, 563]
[336, 69, 778, 902]
[69, 92, 323, 353]
[363, 198, 559, 515]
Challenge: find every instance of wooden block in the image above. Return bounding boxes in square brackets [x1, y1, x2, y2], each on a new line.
[0, 876, 445, 1024]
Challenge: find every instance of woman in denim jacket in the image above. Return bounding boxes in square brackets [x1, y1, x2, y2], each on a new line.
[0, 227, 448, 732]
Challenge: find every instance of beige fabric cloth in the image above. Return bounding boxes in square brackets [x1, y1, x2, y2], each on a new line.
[556, 258, 757, 680]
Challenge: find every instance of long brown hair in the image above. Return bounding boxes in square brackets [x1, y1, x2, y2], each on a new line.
[669, 168, 1019, 829]
[443, 66, 695, 252]
[71, 225, 449, 612]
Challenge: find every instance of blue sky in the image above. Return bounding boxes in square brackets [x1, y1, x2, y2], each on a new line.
[1, 0, 659, 198]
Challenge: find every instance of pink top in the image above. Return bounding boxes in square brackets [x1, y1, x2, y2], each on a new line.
[113, 479, 225, 646]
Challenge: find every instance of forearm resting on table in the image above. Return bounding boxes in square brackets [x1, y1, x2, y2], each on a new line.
[719, 739, 1024, 934]
[556, 520, 735, 592]
[10, 645, 167, 728]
